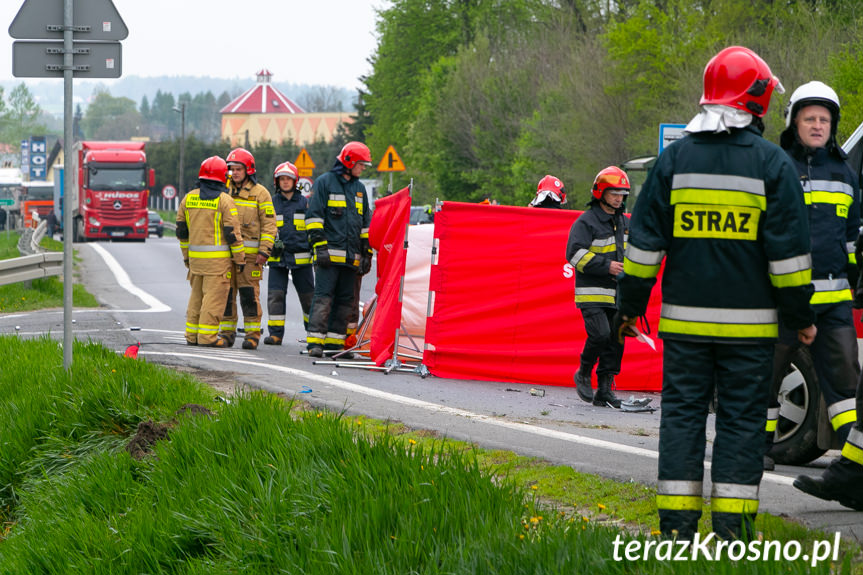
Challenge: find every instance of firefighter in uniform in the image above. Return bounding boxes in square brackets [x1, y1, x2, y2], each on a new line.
[304, 142, 373, 358]
[529, 175, 567, 209]
[176, 157, 245, 347]
[567, 168, 630, 408]
[764, 81, 861, 470]
[617, 46, 817, 540]
[219, 148, 278, 350]
[264, 161, 314, 345]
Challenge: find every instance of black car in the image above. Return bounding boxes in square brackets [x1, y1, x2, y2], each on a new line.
[147, 210, 164, 238]
[410, 206, 434, 225]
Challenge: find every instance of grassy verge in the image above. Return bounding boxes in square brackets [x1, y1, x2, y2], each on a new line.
[0, 336, 858, 573]
[157, 209, 177, 238]
[0, 231, 99, 312]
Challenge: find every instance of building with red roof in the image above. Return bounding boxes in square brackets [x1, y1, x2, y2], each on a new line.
[220, 70, 352, 147]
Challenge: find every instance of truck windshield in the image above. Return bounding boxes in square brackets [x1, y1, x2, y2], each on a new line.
[23, 186, 53, 200]
[88, 167, 147, 191]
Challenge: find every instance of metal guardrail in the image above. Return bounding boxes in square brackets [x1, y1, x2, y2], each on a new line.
[0, 251, 63, 286]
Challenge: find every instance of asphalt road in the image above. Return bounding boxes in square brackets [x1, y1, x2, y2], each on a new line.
[2, 236, 861, 543]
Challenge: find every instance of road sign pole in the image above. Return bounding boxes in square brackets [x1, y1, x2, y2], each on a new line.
[62, 0, 73, 369]
[389, 173, 393, 194]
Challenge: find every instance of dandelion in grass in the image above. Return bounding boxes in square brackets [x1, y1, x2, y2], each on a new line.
[408, 439, 416, 445]
[650, 529, 661, 536]
[519, 534, 525, 540]
[530, 485, 538, 490]
[597, 503, 606, 510]
[582, 516, 589, 522]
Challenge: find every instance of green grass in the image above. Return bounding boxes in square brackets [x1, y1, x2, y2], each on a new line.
[0, 231, 99, 312]
[157, 209, 177, 237]
[0, 336, 859, 573]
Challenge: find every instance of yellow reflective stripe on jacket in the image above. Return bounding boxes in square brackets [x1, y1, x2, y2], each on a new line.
[570, 248, 595, 273]
[842, 428, 863, 465]
[188, 244, 231, 258]
[810, 278, 852, 304]
[327, 194, 347, 207]
[804, 179, 854, 208]
[589, 236, 617, 254]
[360, 226, 369, 239]
[233, 199, 258, 209]
[276, 214, 284, 227]
[306, 217, 324, 230]
[355, 200, 364, 215]
[294, 213, 306, 230]
[575, 286, 615, 304]
[670, 173, 767, 210]
[827, 398, 857, 430]
[659, 304, 778, 339]
[768, 254, 812, 288]
[329, 248, 347, 263]
[623, 246, 664, 279]
[765, 406, 779, 432]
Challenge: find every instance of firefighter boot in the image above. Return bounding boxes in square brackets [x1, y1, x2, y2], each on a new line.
[593, 374, 622, 408]
[219, 332, 236, 347]
[574, 368, 594, 403]
[242, 336, 259, 350]
[263, 335, 282, 346]
[793, 457, 863, 510]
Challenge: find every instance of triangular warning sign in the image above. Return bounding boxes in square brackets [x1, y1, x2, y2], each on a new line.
[295, 148, 315, 170]
[377, 145, 406, 172]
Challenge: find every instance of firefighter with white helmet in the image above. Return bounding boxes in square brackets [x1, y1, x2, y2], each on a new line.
[618, 46, 817, 539]
[263, 161, 315, 345]
[176, 157, 245, 347]
[764, 82, 861, 470]
[779, 82, 863, 511]
[566, 166, 630, 408]
[219, 148, 278, 350]
[304, 142, 374, 358]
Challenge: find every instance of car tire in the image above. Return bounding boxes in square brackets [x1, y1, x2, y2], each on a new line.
[769, 346, 827, 465]
[158, 230, 163, 238]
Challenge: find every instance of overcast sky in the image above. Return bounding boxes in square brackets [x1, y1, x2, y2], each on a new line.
[1, 0, 382, 89]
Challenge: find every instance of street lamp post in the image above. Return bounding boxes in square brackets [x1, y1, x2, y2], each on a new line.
[172, 103, 186, 206]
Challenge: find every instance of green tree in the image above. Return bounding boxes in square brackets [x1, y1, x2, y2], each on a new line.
[1, 83, 46, 143]
[80, 89, 142, 140]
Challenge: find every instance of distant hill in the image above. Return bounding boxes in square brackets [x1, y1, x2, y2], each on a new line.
[1, 75, 358, 117]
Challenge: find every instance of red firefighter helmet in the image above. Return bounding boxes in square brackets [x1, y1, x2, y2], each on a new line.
[199, 156, 228, 183]
[700, 46, 784, 118]
[337, 142, 372, 169]
[532, 175, 567, 206]
[226, 147, 256, 175]
[591, 166, 630, 200]
[273, 161, 299, 189]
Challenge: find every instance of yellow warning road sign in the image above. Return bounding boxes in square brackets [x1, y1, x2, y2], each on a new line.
[295, 148, 315, 178]
[377, 145, 406, 172]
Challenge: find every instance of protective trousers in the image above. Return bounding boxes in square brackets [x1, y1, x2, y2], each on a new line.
[307, 265, 357, 352]
[186, 273, 231, 345]
[658, 340, 772, 540]
[767, 302, 859, 450]
[220, 262, 264, 344]
[345, 272, 363, 347]
[266, 266, 314, 338]
[578, 307, 624, 378]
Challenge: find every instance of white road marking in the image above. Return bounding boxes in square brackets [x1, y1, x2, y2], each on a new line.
[139, 351, 795, 487]
[89, 243, 171, 313]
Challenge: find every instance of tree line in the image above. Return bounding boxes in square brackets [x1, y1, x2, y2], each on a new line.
[352, 0, 863, 207]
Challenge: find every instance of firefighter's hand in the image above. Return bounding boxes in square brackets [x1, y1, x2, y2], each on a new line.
[360, 252, 373, 276]
[315, 246, 331, 269]
[797, 324, 817, 346]
[183, 258, 189, 269]
[237, 263, 246, 275]
[255, 252, 268, 266]
[612, 312, 638, 344]
[609, 261, 624, 276]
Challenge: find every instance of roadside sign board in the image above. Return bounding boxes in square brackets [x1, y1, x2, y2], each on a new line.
[9, 0, 128, 41]
[162, 185, 177, 200]
[294, 148, 315, 178]
[0, 199, 14, 206]
[377, 145, 406, 172]
[659, 123, 687, 154]
[13, 40, 121, 78]
[297, 177, 313, 198]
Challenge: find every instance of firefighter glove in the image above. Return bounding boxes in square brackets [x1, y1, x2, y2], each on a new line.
[361, 253, 372, 276]
[854, 287, 863, 310]
[183, 258, 189, 269]
[847, 262, 860, 297]
[314, 244, 331, 268]
[612, 311, 638, 344]
[237, 263, 245, 274]
[255, 252, 269, 267]
[270, 238, 285, 260]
